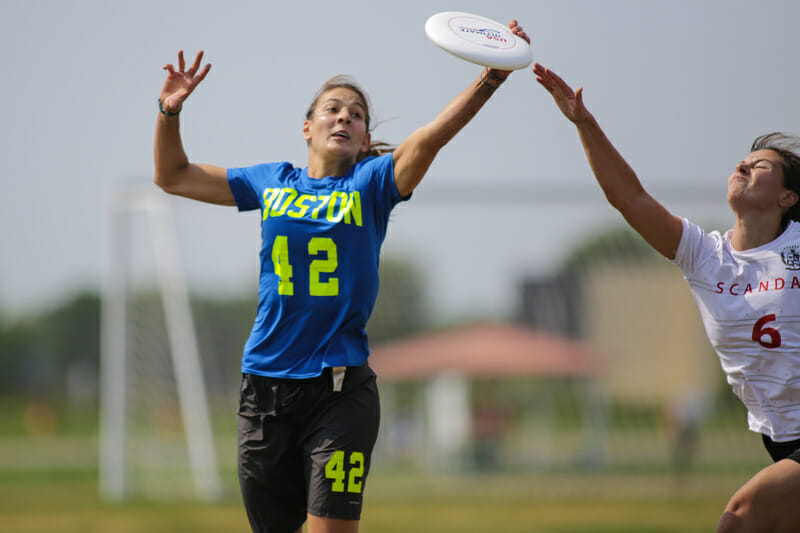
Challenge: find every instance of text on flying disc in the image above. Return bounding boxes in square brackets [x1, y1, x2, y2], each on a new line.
[448, 18, 516, 50]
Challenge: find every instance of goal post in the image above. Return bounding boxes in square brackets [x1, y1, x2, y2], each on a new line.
[100, 185, 222, 501]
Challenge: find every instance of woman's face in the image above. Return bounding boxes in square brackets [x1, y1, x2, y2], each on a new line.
[303, 87, 370, 161]
[727, 149, 794, 214]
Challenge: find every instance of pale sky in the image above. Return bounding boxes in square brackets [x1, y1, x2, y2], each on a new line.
[2, 0, 798, 321]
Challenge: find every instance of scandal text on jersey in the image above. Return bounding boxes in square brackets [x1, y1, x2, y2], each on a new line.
[716, 276, 800, 295]
[716, 247, 800, 296]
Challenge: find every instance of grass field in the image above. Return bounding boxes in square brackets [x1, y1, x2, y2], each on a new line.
[0, 453, 755, 532]
[0, 401, 767, 532]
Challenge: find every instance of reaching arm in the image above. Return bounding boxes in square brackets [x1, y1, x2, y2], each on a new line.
[533, 63, 683, 259]
[153, 50, 235, 206]
[392, 20, 530, 198]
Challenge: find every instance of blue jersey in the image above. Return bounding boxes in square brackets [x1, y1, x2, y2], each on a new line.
[227, 154, 406, 378]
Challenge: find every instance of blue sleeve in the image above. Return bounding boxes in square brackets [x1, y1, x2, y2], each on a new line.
[227, 162, 293, 212]
[350, 154, 408, 243]
[227, 166, 261, 212]
[358, 154, 409, 213]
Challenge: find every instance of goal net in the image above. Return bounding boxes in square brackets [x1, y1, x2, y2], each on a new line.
[99, 185, 222, 501]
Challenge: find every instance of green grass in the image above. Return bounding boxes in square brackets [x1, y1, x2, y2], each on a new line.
[0, 460, 749, 532]
[362, 468, 743, 533]
[0, 399, 762, 533]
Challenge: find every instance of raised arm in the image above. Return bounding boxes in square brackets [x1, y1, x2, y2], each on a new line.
[533, 63, 683, 259]
[154, 50, 235, 206]
[392, 20, 530, 198]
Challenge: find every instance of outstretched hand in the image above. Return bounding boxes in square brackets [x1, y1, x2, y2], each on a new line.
[159, 50, 211, 114]
[533, 63, 590, 124]
[488, 20, 531, 80]
[508, 19, 530, 45]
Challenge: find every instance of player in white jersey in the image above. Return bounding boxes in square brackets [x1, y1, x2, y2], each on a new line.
[534, 62, 800, 533]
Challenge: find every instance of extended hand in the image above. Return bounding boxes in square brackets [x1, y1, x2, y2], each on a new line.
[159, 50, 211, 114]
[487, 20, 531, 80]
[533, 63, 590, 124]
[508, 19, 530, 45]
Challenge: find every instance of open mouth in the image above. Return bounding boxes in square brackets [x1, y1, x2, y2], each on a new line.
[331, 130, 350, 140]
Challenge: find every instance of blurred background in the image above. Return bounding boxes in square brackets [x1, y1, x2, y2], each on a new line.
[3, 0, 799, 531]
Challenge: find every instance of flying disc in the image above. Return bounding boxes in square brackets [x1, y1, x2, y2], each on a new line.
[425, 12, 533, 70]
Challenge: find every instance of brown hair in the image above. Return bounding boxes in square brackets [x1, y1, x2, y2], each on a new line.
[751, 133, 800, 229]
[305, 75, 395, 162]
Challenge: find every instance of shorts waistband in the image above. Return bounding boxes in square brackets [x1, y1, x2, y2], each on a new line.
[243, 363, 370, 386]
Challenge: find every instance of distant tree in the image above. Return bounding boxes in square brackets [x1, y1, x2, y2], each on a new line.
[560, 226, 662, 272]
[191, 294, 259, 402]
[0, 291, 100, 398]
[367, 258, 427, 344]
[0, 257, 426, 403]
[0, 318, 38, 393]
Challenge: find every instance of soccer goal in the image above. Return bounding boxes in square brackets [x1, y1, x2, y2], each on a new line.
[99, 184, 222, 501]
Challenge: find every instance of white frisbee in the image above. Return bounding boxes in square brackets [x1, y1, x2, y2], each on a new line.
[425, 12, 532, 70]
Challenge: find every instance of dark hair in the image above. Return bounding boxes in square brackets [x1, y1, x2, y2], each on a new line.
[751, 132, 800, 228]
[305, 75, 395, 162]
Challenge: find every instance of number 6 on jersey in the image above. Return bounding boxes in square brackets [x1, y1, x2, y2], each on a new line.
[752, 314, 781, 349]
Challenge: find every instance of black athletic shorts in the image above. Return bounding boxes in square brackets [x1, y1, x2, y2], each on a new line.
[761, 434, 800, 463]
[237, 363, 380, 533]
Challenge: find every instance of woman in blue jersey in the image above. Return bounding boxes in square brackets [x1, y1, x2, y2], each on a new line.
[154, 20, 529, 533]
[534, 63, 800, 533]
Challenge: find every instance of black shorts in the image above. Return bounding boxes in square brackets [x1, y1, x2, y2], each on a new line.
[237, 364, 380, 533]
[761, 434, 800, 463]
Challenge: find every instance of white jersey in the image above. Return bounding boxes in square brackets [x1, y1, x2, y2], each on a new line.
[671, 218, 800, 441]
